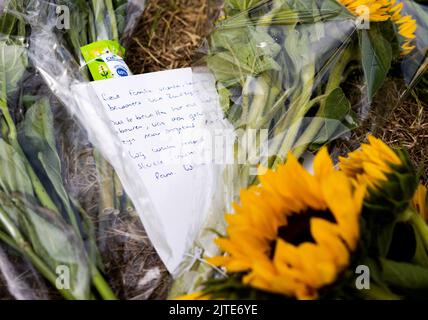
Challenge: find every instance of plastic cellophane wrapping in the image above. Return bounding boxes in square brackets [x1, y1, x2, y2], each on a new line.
[170, 0, 428, 296]
[0, 0, 172, 300]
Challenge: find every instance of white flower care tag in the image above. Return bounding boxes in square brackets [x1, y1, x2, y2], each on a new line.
[99, 53, 131, 78]
[72, 68, 226, 275]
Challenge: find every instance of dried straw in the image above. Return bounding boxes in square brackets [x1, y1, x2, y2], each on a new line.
[380, 92, 427, 183]
[126, 0, 212, 73]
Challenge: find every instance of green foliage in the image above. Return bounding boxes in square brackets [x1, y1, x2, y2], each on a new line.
[360, 25, 392, 102]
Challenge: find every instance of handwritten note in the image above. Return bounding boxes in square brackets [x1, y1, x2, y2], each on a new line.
[87, 68, 222, 273]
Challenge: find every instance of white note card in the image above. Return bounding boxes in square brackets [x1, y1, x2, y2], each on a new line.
[86, 68, 223, 274]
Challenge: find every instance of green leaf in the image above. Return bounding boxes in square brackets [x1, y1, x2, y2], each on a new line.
[19, 98, 77, 226]
[217, 83, 232, 115]
[0, 11, 19, 38]
[0, 42, 28, 97]
[282, 27, 313, 89]
[0, 139, 34, 196]
[224, 0, 264, 16]
[0, 0, 26, 41]
[207, 44, 281, 84]
[320, 0, 355, 20]
[12, 194, 91, 300]
[311, 87, 355, 144]
[0, 190, 22, 226]
[380, 258, 428, 294]
[207, 25, 281, 85]
[360, 27, 392, 102]
[21, 98, 57, 152]
[413, 228, 428, 268]
[322, 87, 351, 119]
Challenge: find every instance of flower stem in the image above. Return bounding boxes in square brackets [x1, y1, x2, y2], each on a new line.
[292, 46, 354, 157]
[410, 209, 428, 252]
[271, 57, 316, 167]
[91, 267, 118, 300]
[0, 92, 58, 214]
[95, 150, 116, 212]
[105, 0, 119, 41]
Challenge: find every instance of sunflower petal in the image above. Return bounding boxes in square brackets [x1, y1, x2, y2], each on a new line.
[314, 146, 335, 179]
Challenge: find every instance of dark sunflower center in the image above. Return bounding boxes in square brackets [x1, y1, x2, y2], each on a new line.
[270, 209, 336, 258]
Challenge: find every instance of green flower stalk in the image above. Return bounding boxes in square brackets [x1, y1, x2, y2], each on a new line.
[203, 0, 422, 191]
[205, 0, 360, 193]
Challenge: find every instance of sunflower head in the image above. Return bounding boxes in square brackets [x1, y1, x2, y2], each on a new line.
[338, 0, 417, 54]
[207, 148, 365, 300]
[339, 135, 418, 221]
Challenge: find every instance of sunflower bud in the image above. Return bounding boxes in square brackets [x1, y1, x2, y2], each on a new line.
[339, 136, 418, 223]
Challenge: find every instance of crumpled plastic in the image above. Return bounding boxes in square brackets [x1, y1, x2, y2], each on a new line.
[0, 0, 171, 300]
[170, 0, 428, 296]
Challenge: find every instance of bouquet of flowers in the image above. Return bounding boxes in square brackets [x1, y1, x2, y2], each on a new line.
[171, 0, 427, 297]
[180, 136, 428, 299]
[0, 0, 170, 300]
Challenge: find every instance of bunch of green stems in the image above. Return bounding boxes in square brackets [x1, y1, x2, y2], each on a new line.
[208, 0, 358, 192]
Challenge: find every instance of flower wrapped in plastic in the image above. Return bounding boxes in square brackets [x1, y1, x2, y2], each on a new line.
[0, 0, 170, 300]
[178, 136, 428, 300]
[171, 0, 428, 295]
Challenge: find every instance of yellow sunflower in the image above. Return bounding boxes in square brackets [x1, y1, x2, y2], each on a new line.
[208, 148, 365, 300]
[339, 135, 402, 190]
[338, 0, 417, 54]
[413, 184, 428, 222]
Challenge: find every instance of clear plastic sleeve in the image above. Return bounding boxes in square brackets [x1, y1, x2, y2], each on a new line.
[171, 0, 428, 295]
[0, 0, 171, 300]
